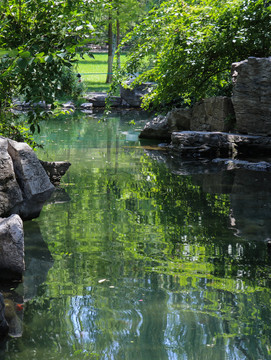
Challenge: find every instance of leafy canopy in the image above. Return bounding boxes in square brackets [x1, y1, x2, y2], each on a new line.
[0, 0, 94, 135]
[115, 0, 271, 110]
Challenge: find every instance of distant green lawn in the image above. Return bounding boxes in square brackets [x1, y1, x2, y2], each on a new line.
[75, 52, 126, 93]
[75, 52, 109, 92]
[0, 50, 125, 94]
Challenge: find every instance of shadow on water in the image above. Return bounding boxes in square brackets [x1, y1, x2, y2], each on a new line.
[144, 148, 271, 242]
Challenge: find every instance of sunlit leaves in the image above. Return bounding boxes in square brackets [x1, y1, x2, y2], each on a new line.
[0, 0, 94, 138]
[115, 0, 271, 110]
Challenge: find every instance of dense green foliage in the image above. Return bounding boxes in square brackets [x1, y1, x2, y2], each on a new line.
[0, 0, 93, 136]
[115, 0, 271, 109]
[1, 0, 270, 141]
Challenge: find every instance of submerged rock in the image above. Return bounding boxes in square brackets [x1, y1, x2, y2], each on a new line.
[3, 298, 23, 338]
[22, 221, 54, 301]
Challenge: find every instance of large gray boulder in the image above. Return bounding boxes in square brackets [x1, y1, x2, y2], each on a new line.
[0, 138, 23, 216]
[0, 214, 25, 276]
[232, 57, 271, 135]
[7, 139, 54, 199]
[191, 97, 235, 132]
[120, 82, 153, 108]
[166, 108, 191, 132]
[0, 137, 56, 219]
[139, 96, 235, 141]
[84, 92, 122, 107]
[139, 115, 171, 140]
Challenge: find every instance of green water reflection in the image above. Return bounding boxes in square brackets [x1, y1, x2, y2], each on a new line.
[4, 111, 271, 359]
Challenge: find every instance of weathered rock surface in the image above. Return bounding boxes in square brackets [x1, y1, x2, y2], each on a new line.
[170, 131, 271, 157]
[0, 215, 25, 276]
[167, 108, 191, 132]
[84, 92, 122, 107]
[120, 82, 153, 108]
[0, 137, 59, 219]
[191, 97, 235, 132]
[12, 100, 51, 111]
[139, 115, 171, 140]
[80, 102, 93, 109]
[0, 294, 9, 339]
[0, 138, 23, 217]
[139, 96, 235, 141]
[232, 57, 271, 135]
[40, 160, 71, 185]
[8, 140, 54, 199]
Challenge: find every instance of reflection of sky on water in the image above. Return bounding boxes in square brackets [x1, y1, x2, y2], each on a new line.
[68, 295, 97, 345]
[122, 131, 139, 142]
[66, 276, 270, 360]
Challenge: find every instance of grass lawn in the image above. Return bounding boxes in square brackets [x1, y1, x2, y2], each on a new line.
[75, 52, 126, 93]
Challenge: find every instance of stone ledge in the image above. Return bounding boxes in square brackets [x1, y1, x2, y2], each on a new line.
[170, 131, 271, 157]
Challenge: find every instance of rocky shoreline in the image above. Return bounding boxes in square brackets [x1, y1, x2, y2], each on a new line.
[0, 136, 70, 338]
[140, 57, 271, 159]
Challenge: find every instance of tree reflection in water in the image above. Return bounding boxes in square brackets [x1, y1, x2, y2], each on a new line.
[4, 111, 271, 360]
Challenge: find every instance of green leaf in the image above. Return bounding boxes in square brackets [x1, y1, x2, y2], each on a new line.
[17, 57, 28, 70]
[45, 54, 54, 63]
[19, 50, 31, 58]
[8, 49, 19, 57]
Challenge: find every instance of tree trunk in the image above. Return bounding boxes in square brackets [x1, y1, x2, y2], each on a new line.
[116, 14, 121, 69]
[106, 12, 113, 84]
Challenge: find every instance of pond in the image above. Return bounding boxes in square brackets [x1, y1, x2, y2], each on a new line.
[2, 110, 271, 360]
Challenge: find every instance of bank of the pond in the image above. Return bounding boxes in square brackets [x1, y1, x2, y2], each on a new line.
[140, 57, 271, 160]
[0, 136, 71, 338]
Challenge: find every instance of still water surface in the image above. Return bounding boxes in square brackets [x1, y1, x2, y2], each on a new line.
[3, 110, 271, 359]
